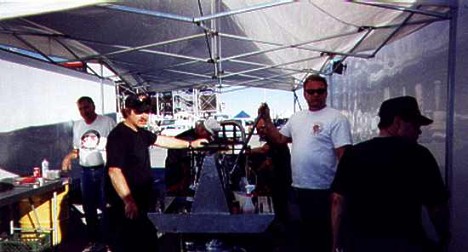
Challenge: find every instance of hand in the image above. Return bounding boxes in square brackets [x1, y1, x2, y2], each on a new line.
[124, 197, 139, 220]
[61, 156, 72, 172]
[258, 102, 271, 121]
[191, 138, 209, 148]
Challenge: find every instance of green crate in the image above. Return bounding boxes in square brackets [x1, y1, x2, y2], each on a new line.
[0, 232, 51, 252]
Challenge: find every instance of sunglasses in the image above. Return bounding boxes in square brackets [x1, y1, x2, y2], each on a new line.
[305, 88, 327, 95]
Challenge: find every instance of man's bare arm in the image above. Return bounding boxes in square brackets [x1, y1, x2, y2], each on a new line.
[108, 167, 138, 219]
[331, 192, 345, 252]
[155, 135, 208, 149]
[335, 145, 350, 160]
[258, 103, 291, 145]
[61, 149, 78, 171]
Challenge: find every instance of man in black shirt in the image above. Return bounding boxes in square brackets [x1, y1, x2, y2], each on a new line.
[250, 117, 292, 251]
[105, 94, 207, 252]
[165, 118, 221, 196]
[331, 96, 450, 252]
[251, 118, 292, 225]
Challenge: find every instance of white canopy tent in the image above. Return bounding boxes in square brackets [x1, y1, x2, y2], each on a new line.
[0, 0, 453, 93]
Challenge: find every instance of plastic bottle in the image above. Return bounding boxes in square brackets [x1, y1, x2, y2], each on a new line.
[241, 184, 256, 214]
[41, 159, 49, 179]
[241, 193, 256, 214]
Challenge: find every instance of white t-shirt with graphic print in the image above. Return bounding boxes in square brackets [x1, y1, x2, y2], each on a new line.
[73, 115, 115, 167]
[280, 107, 352, 189]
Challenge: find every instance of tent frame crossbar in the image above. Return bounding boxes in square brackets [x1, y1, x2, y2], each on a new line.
[0, 0, 454, 93]
[351, 0, 451, 19]
[99, 1, 295, 24]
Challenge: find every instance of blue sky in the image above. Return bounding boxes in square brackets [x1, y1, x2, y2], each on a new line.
[86, 63, 303, 119]
[219, 87, 305, 119]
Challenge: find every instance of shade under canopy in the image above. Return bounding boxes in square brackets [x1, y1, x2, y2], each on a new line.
[0, 0, 453, 93]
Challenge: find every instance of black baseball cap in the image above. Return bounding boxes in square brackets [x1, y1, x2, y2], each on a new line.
[378, 96, 433, 126]
[125, 94, 151, 113]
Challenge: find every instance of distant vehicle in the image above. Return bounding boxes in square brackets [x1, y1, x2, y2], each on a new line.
[214, 114, 230, 122]
[159, 119, 176, 132]
[160, 124, 192, 136]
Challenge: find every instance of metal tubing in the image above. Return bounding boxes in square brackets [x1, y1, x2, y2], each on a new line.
[445, 3, 458, 246]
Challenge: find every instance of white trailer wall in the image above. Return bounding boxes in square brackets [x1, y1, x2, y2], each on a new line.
[0, 50, 116, 133]
[0, 50, 117, 176]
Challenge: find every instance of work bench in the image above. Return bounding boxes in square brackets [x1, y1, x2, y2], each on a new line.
[0, 178, 69, 248]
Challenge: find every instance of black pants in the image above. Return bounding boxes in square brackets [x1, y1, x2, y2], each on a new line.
[106, 205, 159, 252]
[293, 188, 331, 252]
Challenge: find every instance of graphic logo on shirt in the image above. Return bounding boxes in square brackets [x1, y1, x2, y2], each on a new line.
[311, 122, 323, 135]
[80, 130, 101, 150]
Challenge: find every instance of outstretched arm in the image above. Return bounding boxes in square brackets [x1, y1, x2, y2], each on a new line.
[154, 135, 208, 149]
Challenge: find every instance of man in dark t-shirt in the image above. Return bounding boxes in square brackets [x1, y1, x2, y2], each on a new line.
[165, 118, 221, 196]
[105, 94, 207, 252]
[250, 118, 292, 251]
[331, 96, 450, 252]
[251, 118, 292, 224]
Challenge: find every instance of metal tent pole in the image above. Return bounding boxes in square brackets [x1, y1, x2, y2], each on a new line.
[445, 3, 458, 246]
[100, 62, 105, 114]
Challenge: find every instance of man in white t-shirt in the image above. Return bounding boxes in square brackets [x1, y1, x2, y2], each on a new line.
[258, 75, 352, 252]
[62, 96, 115, 252]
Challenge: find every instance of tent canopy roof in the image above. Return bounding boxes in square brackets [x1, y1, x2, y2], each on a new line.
[0, 0, 452, 93]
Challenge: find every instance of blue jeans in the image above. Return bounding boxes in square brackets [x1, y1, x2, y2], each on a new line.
[80, 165, 105, 242]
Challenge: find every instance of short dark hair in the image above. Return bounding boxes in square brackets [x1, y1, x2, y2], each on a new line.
[303, 74, 328, 88]
[77, 96, 94, 105]
[121, 108, 131, 119]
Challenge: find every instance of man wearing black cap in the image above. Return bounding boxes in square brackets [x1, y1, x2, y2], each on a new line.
[331, 96, 450, 252]
[164, 118, 221, 196]
[104, 93, 208, 252]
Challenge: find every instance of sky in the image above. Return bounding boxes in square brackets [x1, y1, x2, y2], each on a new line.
[219, 87, 305, 119]
[87, 63, 304, 120]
